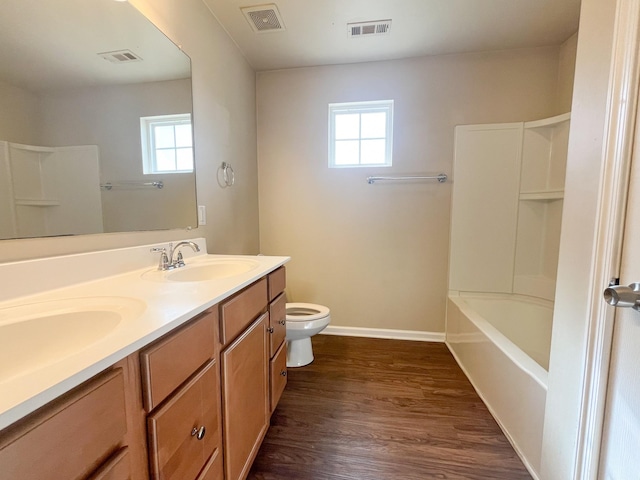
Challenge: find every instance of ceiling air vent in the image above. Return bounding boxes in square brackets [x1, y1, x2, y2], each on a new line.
[241, 4, 286, 33]
[98, 49, 143, 63]
[348, 20, 392, 38]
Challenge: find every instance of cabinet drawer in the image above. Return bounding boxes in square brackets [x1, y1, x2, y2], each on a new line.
[267, 267, 286, 301]
[270, 341, 287, 413]
[88, 448, 130, 480]
[220, 278, 267, 345]
[0, 369, 127, 480]
[141, 309, 217, 411]
[196, 449, 223, 480]
[269, 292, 286, 357]
[148, 360, 221, 480]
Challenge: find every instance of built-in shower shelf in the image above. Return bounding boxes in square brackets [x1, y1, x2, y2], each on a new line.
[524, 112, 571, 129]
[519, 190, 564, 201]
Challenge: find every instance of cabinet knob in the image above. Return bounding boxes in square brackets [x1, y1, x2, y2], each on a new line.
[267, 327, 274, 334]
[280, 370, 287, 377]
[278, 319, 286, 325]
[191, 426, 206, 440]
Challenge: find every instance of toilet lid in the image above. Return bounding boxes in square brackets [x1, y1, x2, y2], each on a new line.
[286, 302, 330, 321]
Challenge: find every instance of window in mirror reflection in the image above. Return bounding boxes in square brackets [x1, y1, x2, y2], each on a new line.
[141, 114, 194, 174]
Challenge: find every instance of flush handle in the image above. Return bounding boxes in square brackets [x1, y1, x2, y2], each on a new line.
[603, 283, 640, 310]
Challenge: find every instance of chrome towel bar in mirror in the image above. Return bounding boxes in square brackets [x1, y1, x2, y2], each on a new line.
[366, 173, 448, 184]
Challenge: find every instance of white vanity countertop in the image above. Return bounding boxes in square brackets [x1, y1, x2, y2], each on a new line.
[0, 239, 289, 431]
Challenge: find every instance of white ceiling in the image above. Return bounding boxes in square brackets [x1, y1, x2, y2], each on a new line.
[202, 0, 582, 71]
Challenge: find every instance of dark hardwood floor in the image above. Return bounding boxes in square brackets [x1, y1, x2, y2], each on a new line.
[249, 334, 532, 480]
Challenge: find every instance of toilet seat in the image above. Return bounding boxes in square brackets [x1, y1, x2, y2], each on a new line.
[286, 302, 330, 322]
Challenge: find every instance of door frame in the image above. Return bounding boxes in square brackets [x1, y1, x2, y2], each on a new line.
[574, 0, 640, 477]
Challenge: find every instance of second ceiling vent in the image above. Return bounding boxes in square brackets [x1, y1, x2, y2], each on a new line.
[241, 4, 286, 33]
[98, 49, 143, 63]
[347, 20, 392, 38]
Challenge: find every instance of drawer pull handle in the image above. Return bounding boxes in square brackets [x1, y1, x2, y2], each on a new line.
[278, 319, 286, 325]
[267, 327, 274, 334]
[191, 426, 206, 440]
[280, 370, 287, 377]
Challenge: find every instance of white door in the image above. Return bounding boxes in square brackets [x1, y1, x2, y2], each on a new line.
[598, 132, 640, 478]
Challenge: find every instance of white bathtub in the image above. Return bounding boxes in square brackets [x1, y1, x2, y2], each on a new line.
[446, 293, 552, 479]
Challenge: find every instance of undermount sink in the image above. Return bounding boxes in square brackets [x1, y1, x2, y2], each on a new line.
[0, 297, 146, 380]
[142, 258, 260, 283]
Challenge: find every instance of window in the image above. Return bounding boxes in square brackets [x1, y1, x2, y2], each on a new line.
[140, 114, 193, 174]
[328, 100, 393, 168]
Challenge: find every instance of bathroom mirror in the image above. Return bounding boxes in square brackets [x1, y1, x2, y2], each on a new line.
[0, 0, 197, 240]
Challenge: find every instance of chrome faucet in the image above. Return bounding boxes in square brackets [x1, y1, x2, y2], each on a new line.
[150, 241, 201, 271]
[168, 241, 200, 268]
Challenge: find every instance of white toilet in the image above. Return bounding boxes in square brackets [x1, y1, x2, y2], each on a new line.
[285, 302, 331, 367]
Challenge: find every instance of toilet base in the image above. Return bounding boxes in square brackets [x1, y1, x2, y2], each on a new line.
[287, 337, 314, 367]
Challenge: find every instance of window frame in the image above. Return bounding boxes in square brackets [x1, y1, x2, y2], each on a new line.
[140, 113, 194, 175]
[328, 100, 394, 168]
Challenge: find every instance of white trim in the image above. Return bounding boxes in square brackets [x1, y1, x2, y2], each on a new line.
[320, 325, 444, 342]
[575, 0, 640, 478]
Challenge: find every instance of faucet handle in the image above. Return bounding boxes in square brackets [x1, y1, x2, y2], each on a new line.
[175, 251, 185, 268]
[150, 246, 170, 271]
[160, 252, 170, 270]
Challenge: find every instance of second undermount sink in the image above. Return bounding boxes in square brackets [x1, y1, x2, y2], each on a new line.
[0, 296, 146, 381]
[142, 258, 261, 283]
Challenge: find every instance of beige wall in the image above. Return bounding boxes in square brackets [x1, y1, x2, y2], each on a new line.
[0, 80, 40, 145]
[257, 46, 569, 333]
[0, 0, 259, 262]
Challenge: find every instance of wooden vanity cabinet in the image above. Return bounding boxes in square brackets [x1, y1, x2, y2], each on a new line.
[0, 368, 132, 480]
[267, 267, 287, 413]
[141, 308, 222, 480]
[0, 266, 289, 480]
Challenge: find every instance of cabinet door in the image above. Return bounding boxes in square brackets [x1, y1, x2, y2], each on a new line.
[0, 369, 127, 480]
[268, 292, 286, 357]
[147, 360, 221, 480]
[221, 313, 269, 480]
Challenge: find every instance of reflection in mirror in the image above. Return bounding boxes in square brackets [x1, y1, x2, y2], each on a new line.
[0, 0, 197, 240]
